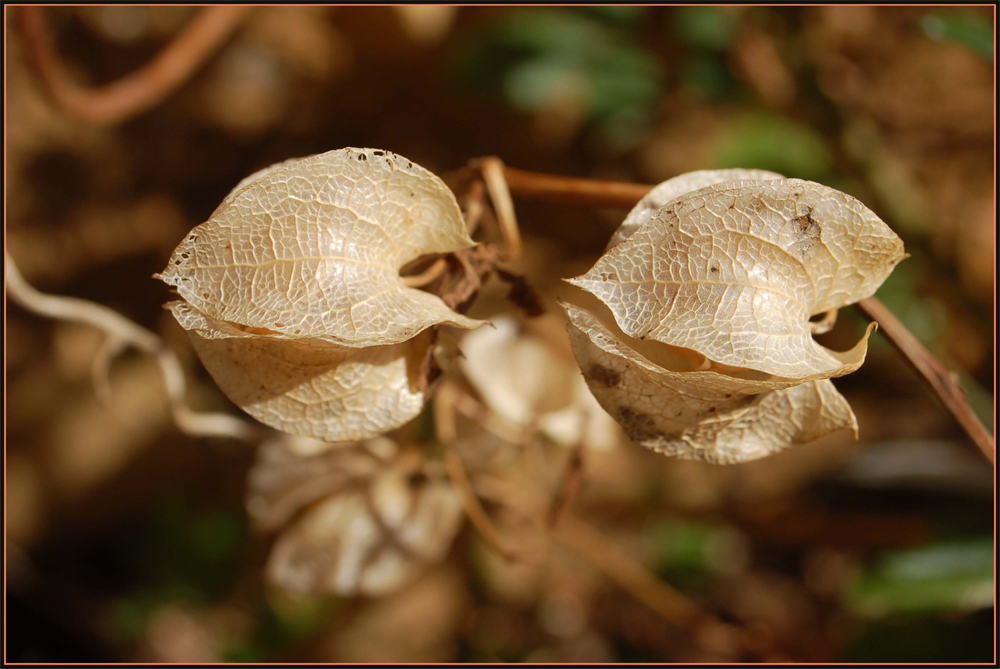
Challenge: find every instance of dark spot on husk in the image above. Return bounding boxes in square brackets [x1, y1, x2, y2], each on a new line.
[790, 209, 822, 258]
[587, 364, 621, 388]
[618, 407, 661, 441]
[792, 208, 821, 240]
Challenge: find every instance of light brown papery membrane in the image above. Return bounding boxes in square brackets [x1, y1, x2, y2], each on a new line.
[156, 148, 487, 441]
[157, 148, 482, 347]
[562, 171, 901, 463]
[570, 178, 904, 379]
[563, 300, 860, 464]
[168, 301, 435, 443]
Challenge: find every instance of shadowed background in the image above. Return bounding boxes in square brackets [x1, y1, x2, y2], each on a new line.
[5, 6, 995, 663]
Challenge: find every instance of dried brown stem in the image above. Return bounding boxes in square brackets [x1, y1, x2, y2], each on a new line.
[555, 513, 701, 629]
[452, 385, 533, 445]
[855, 297, 994, 464]
[462, 179, 487, 236]
[431, 379, 461, 445]
[502, 165, 654, 208]
[19, 6, 250, 125]
[434, 381, 538, 563]
[473, 473, 708, 630]
[498, 164, 995, 463]
[548, 441, 584, 529]
[442, 450, 537, 564]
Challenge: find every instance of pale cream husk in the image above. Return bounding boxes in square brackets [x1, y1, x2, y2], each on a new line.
[157, 148, 484, 442]
[563, 170, 904, 463]
[570, 177, 904, 379]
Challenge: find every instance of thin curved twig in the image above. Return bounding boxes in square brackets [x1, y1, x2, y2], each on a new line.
[498, 165, 995, 464]
[434, 380, 538, 563]
[19, 6, 251, 125]
[473, 473, 705, 630]
[548, 441, 584, 530]
[855, 297, 994, 464]
[556, 513, 701, 629]
[6, 251, 258, 442]
[466, 473, 706, 630]
[443, 450, 539, 564]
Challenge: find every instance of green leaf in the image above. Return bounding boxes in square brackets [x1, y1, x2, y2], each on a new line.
[131, 494, 248, 598]
[103, 592, 160, 643]
[268, 594, 342, 642]
[848, 538, 994, 617]
[681, 56, 736, 100]
[579, 6, 648, 25]
[920, 12, 993, 60]
[455, 8, 663, 146]
[503, 59, 582, 112]
[489, 10, 608, 59]
[673, 7, 743, 51]
[221, 642, 266, 663]
[711, 112, 832, 180]
[648, 519, 743, 575]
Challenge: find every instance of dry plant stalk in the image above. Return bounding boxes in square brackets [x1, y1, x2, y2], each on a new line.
[400, 258, 449, 288]
[442, 450, 537, 565]
[502, 166, 652, 209]
[855, 297, 995, 463]
[555, 513, 701, 628]
[19, 6, 251, 125]
[435, 367, 710, 628]
[434, 380, 539, 564]
[473, 473, 707, 631]
[547, 441, 584, 530]
[475, 156, 522, 260]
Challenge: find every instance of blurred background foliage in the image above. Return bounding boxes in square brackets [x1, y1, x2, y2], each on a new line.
[5, 5, 995, 663]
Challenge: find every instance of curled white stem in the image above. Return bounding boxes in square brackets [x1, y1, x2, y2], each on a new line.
[6, 251, 258, 442]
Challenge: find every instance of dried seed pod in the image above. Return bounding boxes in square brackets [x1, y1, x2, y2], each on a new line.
[156, 148, 484, 442]
[570, 178, 905, 379]
[563, 171, 905, 463]
[564, 301, 859, 463]
[246, 435, 395, 532]
[248, 437, 464, 597]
